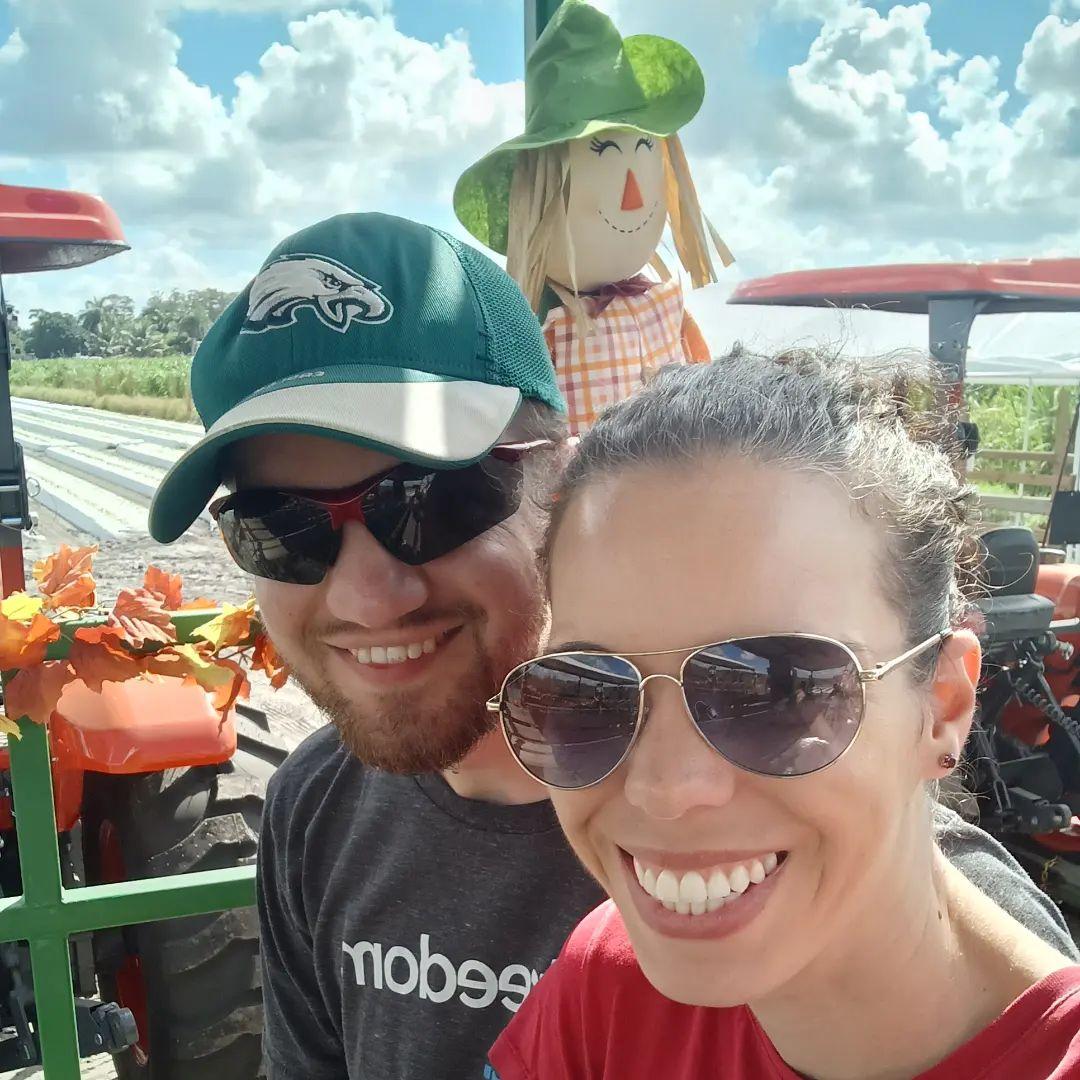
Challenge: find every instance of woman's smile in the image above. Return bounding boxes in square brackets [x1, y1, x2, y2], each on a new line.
[616, 845, 790, 941]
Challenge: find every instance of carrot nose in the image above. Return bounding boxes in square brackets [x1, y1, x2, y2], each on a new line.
[621, 168, 644, 211]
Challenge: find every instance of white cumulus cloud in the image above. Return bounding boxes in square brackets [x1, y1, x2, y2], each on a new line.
[5, 0, 1080, 317]
[2, 1, 522, 313]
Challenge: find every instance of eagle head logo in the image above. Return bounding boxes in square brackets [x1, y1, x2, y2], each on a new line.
[241, 253, 393, 335]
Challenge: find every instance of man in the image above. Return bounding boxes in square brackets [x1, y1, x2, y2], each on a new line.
[149, 213, 1077, 1080]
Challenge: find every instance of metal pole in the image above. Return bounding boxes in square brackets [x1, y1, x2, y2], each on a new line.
[526, 0, 563, 52]
[8, 720, 82, 1079]
[0, 259, 26, 597]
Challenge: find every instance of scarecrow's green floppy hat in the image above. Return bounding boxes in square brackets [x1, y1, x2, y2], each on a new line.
[453, 0, 705, 256]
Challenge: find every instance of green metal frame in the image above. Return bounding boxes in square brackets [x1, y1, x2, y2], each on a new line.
[0, 3, 565, 1074]
[0, 610, 256, 1077]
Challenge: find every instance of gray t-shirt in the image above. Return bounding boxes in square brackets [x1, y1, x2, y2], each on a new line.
[258, 726, 1078, 1080]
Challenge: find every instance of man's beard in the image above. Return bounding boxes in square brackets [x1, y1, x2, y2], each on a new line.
[285, 602, 545, 774]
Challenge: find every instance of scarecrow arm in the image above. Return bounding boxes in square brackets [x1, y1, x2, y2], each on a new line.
[681, 308, 711, 364]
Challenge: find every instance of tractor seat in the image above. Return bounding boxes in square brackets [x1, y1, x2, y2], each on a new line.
[979, 527, 1039, 595]
[1036, 563, 1080, 622]
[977, 593, 1055, 647]
[977, 527, 1054, 645]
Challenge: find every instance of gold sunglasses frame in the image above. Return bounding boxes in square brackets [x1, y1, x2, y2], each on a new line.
[486, 630, 954, 790]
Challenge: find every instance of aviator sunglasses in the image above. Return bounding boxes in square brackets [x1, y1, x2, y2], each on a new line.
[487, 631, 952, 788]
[209, 441, 550, 585]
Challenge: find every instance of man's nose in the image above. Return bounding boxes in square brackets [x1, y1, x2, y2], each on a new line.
[322, 519, 429, 626]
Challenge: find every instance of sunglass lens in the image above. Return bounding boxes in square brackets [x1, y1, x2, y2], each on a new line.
[501, 653, 641, 788]
[364, 457, 523, 566]
[683, 637, 862, 777]
[217, 491, 340, 585]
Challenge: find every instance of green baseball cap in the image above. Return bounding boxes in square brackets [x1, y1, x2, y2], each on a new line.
[454, 0, 705, 255]
[148, 212, 564, 543]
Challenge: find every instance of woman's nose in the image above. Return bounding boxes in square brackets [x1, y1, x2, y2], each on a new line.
[622, 676, 739, 820]
[322, 519, 429, 626]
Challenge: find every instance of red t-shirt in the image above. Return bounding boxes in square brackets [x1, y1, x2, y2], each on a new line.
[490, 901, 1080, 1079]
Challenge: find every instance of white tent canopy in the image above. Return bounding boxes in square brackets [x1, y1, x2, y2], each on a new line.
[685, 285, 1080, 386]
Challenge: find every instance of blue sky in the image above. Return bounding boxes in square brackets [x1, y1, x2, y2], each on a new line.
[1, 0, 1079, 316]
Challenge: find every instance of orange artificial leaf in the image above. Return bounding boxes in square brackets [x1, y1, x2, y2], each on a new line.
[148, 643, 249, 713]
[72, 622, 125, 646]
[108, 588, 176, 649]
[210, 656, 250, 715]
[4, 661, 76, 726]
[68, 630, 143, 692]
[143, 565, 184, 610]
[140, 646, 192, 680]
[32, 544, 98, 611]
[251, 633, 289, 689]
[152, 642, 232, 687]
[178, 597, 217, 611]
[191, 598, 257, 651]
[0, 611, 61, 670]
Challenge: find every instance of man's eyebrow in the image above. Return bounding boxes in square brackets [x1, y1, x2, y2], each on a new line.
[546, 639, 615, 654]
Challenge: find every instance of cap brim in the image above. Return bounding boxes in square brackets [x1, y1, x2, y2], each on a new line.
[148, 369, 521, 543]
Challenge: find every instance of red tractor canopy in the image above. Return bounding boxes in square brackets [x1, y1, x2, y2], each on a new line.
[0, 182, 128, 274]
[727, 258, 1080, 383]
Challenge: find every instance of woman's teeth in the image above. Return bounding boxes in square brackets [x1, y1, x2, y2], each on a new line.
[354, 637, 438, 665]
[633, 852, 781, 916]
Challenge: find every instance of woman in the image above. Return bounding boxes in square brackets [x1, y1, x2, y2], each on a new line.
[487, 352, 1080, 1078]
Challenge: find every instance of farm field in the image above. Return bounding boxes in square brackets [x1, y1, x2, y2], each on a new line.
[10, 357, 196, 422]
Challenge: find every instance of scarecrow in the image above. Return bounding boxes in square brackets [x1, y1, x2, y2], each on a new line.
[454, 0, 733, 433]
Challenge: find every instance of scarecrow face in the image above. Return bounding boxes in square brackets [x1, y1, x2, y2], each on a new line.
[546, 126, 667, 293]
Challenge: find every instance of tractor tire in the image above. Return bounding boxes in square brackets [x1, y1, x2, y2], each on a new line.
[86, 705, 289, 1080]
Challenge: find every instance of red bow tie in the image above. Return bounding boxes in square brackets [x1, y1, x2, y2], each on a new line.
[580, 274, 655, 315]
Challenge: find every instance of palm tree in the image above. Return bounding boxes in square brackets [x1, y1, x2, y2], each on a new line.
[79, 295, 135, 355]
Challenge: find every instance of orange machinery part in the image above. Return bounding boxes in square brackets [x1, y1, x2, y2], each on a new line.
[0, 677, 236, 832]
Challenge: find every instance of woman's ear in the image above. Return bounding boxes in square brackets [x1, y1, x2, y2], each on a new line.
[923, 628, 981, 779]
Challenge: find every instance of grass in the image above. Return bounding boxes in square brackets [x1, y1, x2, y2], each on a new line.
[10, 385, 197, 422]
[11, 356, 193, 399]
[10, 356, 196, 421]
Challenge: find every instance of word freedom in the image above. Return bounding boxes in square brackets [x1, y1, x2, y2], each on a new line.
[343, 934, 546, 1013]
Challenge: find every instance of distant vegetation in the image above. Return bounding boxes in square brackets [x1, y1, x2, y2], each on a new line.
[6, 289, 233, 360]
[2, 287, 227, 420]
[10, 357, 196, 421]
[4, 294, 1076, 497]
[966, 383, 1076, 456]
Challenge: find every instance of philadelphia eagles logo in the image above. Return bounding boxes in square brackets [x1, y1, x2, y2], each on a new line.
[240, 253, 393, 335]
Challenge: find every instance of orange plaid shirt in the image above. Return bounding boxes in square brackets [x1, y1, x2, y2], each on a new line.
[542, 277, 709, 435]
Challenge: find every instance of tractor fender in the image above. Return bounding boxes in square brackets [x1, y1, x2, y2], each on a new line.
[49, 677, 235, 777]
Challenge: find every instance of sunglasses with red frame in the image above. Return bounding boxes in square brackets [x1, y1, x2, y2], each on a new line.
[209, 441, 551, 584]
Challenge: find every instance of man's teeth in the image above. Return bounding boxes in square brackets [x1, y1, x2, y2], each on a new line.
[354, 637, 438, 665]
[633, 852, 781, 916]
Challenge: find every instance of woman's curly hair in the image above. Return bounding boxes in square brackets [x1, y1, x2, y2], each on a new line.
[542, 348, 982, 677]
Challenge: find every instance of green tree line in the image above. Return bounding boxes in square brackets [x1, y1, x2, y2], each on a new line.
[6, 289, 235, 359]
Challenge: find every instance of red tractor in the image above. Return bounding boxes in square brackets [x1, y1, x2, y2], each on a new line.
[0, 182, 286, 1077]
[698, 260, 1080, 924]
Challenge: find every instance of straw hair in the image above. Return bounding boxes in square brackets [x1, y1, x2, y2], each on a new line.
[662, 134, 733, 289]
[507, 144, 572, 312]
[505, 134, 733, 318]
